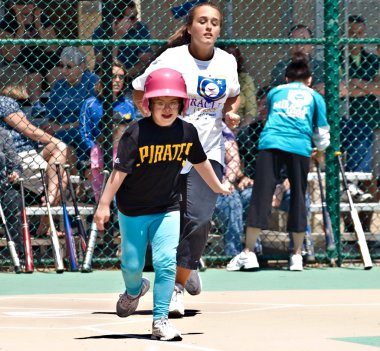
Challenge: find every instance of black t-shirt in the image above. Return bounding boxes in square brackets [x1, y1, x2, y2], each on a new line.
[114, 117, 207, 216]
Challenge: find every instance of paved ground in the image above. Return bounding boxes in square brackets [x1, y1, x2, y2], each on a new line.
[1, 268, 380, 351]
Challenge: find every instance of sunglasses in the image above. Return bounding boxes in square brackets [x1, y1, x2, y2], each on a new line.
[113, 74, 126, 80]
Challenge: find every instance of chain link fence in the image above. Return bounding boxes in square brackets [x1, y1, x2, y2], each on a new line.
[0, 0, 379, 271]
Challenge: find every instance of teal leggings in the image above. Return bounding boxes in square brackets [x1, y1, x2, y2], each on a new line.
[118, 210, 180, 320]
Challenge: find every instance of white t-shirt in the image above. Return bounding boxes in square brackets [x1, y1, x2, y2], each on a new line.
[132, 44, 240, 172]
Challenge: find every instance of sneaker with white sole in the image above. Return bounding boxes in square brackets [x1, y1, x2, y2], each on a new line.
[226, 251, 259, 271]
[341, 182, 374, 203]
[116, 277, 150, 317]
[184, 270, 202, 295]
[289, 254, 303, 271]
[151, 317, 182, 341]
[169, 283, 185, 318]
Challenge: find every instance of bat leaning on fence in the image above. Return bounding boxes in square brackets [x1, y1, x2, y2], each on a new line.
[19, 178, 34, 273]
[315, 161, 336, 253]
[335, 152, 372, 270]
[55, 163, 78, 272]
[82, 169, 110, 273]
[39, 168, 65, 273]
[64, 164, 88, 252]
[0, 200, 21, 273]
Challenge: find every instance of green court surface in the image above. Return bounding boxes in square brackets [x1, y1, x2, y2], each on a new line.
[1, 267, 380, 351]
[1, 266, 379, 296]
[334, 337, 380, 348]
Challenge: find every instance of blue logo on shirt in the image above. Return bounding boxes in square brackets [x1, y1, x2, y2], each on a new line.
[197, 76, 226, 103]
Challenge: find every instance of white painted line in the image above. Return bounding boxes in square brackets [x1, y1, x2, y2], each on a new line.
[4, 310, 88, 317]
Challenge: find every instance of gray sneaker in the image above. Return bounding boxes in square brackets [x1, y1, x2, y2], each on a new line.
[151, 317, 182, 341]
[341, 182, 374, 203]
[184, 270, 202, 295]
[116, 277, 150, 318]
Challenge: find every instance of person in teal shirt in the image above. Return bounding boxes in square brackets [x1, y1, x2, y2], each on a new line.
[228, 52, 330, 272]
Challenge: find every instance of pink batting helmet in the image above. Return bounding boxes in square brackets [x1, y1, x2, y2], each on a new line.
[142, 68, 189, 114]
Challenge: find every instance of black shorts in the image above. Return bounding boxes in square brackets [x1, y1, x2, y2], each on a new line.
[246, 149, 310, 232]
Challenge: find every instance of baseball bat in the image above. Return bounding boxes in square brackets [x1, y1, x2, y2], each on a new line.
[0, 200, 21, 273]
[336, 152, 372, 270]
[315, 161, 336, 252]
[82, 169, 110, 273]
[19, 178, 34, 273]
[39, 168, 65, 273]
[64, 164, 87, 252]
[55, 163, 78, 272]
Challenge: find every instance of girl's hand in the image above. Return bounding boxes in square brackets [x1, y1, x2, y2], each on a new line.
[237, 176, 253, 191]
[311, 149, 324, 167]
[225, 111, 240, 130]
[220, 183, 233, 196]
[94, 204, 110, 231]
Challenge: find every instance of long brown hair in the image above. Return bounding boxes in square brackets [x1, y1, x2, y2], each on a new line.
[148, 2, 222, 64]
[168, 2, 222, 47]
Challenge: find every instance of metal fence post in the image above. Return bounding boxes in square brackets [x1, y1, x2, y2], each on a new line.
[324, 0, 342, 265]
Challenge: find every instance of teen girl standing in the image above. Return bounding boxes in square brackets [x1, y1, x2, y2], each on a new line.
[229, 52, 330, 272]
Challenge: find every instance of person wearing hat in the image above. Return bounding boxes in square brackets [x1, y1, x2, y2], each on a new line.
[92, 0, 153, 87]
[93, 68, 231, 341]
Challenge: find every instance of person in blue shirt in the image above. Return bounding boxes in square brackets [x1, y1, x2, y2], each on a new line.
[42, 47, 98, 172]
[228, 52, 330, 272]
[79, 59, 136, 202]
[0, 1, 61, 104]
[92, 0, 153, 87]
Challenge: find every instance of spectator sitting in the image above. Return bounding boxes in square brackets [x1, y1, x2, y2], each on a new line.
[0, 64, 68, 236]
[271, 24, 324, 88]
[213, 88, 284, 258]
[212, 123, 255, 256]
[0, 126, 23, 257]
[79, 59, 137, 202]
[219, 44, 257, 131]
[271, 23, 348, 98]
[42, 46, 98, 177]
[92, 0, 153, 87]
[0, 0, 61, 105]
[340, 15, 380, 232]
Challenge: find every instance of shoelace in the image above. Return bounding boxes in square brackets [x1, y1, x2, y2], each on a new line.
[156, 318, 171, 332]
[119, 294, 131, 304]
[119, 293, 137, 304]
[172, 287, 183, 302]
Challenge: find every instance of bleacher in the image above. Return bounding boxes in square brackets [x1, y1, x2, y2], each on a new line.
[0, 172, 378, 267]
